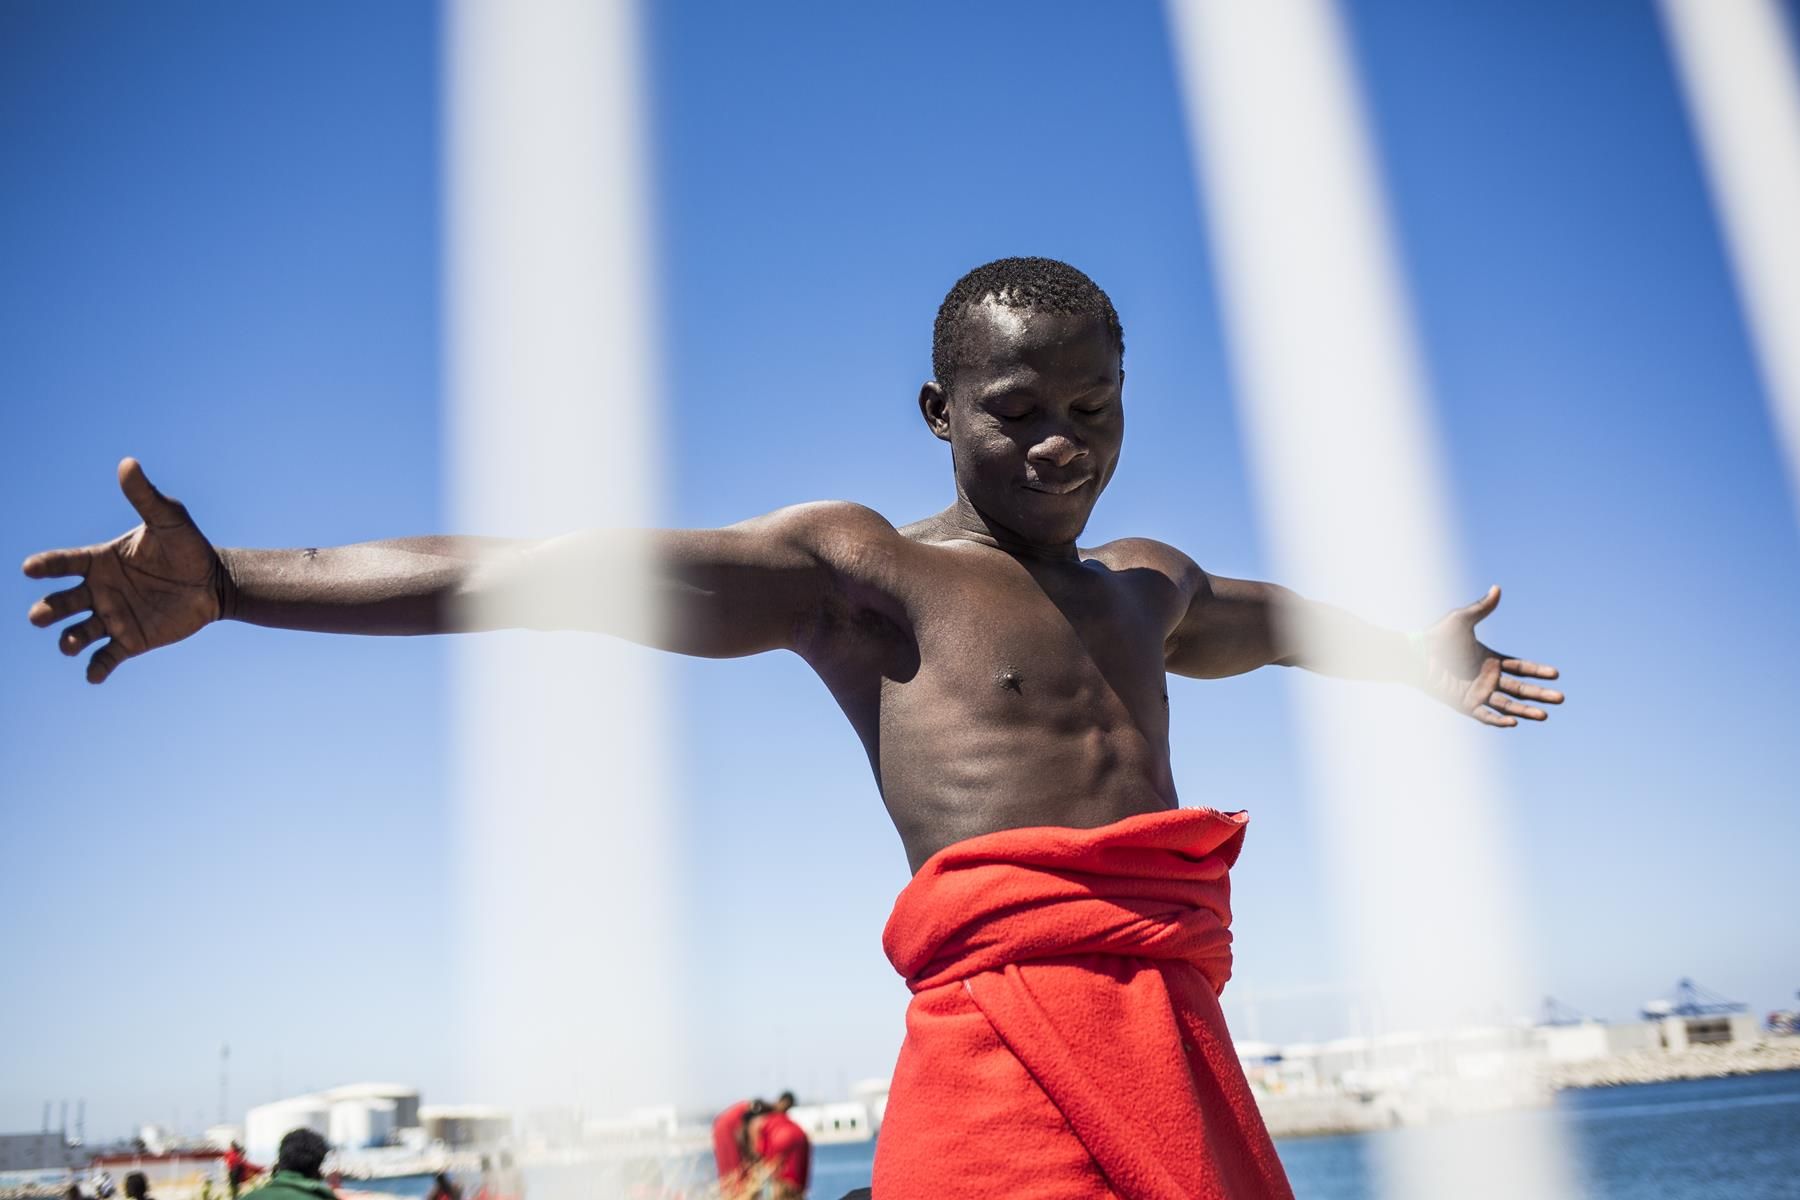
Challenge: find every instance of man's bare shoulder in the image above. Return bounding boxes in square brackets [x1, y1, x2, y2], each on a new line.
[1084, 537, 1210, 596]
[756, 500, 908, 571]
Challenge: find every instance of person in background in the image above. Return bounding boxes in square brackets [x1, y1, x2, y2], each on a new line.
[123, 1173, 151, 1200]
[252, 1129, 335, 1200]
[710, 1098, 768, 1196]
[474, 1152, 521, 1200]
[223, 1141, 261, 1199]
[755, 1093, 810, 1200]
[424, 1173, 459, 1200]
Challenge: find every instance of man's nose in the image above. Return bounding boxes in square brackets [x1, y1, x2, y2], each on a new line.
[1027, 434, 1087, 468]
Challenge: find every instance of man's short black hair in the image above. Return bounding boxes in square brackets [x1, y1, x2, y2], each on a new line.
[276, 1128, 330, 1180]
[932, 257, 1124, 388]
[776, 1090, 796, 1107]
[123, 1174, 147, 1200]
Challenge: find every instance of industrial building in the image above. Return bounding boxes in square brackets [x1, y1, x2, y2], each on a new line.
[0, 1132, 77, 1172]
[417, 1106, 511, 1149]
[243, 1083, 424, 1161]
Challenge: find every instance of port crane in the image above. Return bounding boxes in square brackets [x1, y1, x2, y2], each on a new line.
[1640, 977, 1747, 1020]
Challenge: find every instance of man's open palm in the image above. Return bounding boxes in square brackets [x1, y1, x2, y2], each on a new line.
[23, 458, 221, 683]
[1421, 585, 1565, 727]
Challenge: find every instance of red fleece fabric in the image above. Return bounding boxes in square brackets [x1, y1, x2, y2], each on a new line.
[872, 808, 1293, 1199]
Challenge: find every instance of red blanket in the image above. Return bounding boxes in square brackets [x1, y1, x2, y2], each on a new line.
[872, 807, 1293, 1199]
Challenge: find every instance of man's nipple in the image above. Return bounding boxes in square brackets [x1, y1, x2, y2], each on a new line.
[996, 667, 1024, 694]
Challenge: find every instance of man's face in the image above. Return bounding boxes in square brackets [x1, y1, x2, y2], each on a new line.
[923, 300, 1124, 547]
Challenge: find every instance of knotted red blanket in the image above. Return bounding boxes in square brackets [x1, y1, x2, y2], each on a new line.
[872, 807, 1293, 1199]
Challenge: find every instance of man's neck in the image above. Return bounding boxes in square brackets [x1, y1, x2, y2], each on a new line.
[922, 498, 1082, 564]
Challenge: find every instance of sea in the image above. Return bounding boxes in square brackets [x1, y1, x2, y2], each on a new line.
[353, 1070, 1800, 1198]
[803, 1070, 1800, 1199]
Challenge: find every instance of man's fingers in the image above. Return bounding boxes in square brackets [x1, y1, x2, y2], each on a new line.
[59, 615, 107, 657]
[1472, 706, 1517, 728]
[86, 640, 133, 684]
[1499, 658, 1559, 680]
[1497, 676, 1563, 704]
[1487, 691, 1547, 721]
[28, 584, 93, 627]
[21, 547, 92, 579]
[118, 457, 185, 527]
[1464, 584, 1501, 621]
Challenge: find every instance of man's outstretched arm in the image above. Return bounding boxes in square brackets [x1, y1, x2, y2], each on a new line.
[24, 457, 867, 682]
[1162, 561, 1564, 728]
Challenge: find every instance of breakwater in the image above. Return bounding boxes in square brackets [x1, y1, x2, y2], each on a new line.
[1547, 1035, 1800, 1090]
[1252, 1035, 1800, 1137]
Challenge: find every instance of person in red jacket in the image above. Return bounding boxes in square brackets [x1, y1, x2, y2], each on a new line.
[755, 1093, 809, 1200]
[710, 1098, 768, 1195]
[222, 1143, 262, 1200]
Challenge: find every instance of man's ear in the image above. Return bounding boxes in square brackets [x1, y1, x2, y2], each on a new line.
[918, 381, 952, 443]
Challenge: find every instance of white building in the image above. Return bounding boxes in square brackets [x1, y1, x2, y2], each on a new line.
[1533, 1012, 1757, 1063]
[849, 1079, 890, 1132]
[244, 1097, 329, 1162]
[327, 1098, 396, 1150]
[320, 1084, 420, 1132]
[419, 1105, 511, 1149]
[787, 1102, 872, 1145]
[245, 1082, 424, 1160]
[1535, 1019, 1659, 1063]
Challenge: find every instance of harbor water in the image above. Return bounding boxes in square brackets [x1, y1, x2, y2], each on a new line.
[807, 1069, 1800, 1198]
[367, 1070, 1797, 1197]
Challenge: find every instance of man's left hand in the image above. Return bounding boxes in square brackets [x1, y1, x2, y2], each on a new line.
[1418, 585, 1564, 727]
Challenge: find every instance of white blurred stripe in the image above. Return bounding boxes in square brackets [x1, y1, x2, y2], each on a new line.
[444, 0, 678, 1150]
[1165, 3, 1574, 1196]
[1660, 0, 1800, 523]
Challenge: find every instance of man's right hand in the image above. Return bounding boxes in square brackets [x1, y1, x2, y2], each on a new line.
[23, 457, 224, 683]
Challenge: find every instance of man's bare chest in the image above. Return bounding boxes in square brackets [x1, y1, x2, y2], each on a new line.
[895, 556, 1172, 720]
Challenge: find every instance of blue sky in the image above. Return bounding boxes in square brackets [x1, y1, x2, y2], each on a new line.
[4, 0, 1798, 1139]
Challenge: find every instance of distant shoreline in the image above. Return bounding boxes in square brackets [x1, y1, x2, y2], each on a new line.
[1548, 1037, 1800, 1091]
[1256, 1037, 1800, 1139]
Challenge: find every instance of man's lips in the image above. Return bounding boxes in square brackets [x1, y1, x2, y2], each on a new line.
[1022, 474, 1094, 495]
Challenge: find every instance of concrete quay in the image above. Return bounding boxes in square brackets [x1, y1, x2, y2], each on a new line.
[1547, 1035, 1800, 1090]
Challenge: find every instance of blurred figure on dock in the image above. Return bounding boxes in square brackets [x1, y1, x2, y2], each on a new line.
[754, 1094, 809, 1200]
[471, 1153, 520, 1200]
[425, 1173, 459, 1200]
[710, 1098, 768, 1195]
[124, 1173, 150, 1200]
[224, 1141, 261, 1199]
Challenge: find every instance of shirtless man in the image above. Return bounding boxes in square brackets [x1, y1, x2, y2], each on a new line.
[24, 257, 1561, 1197]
